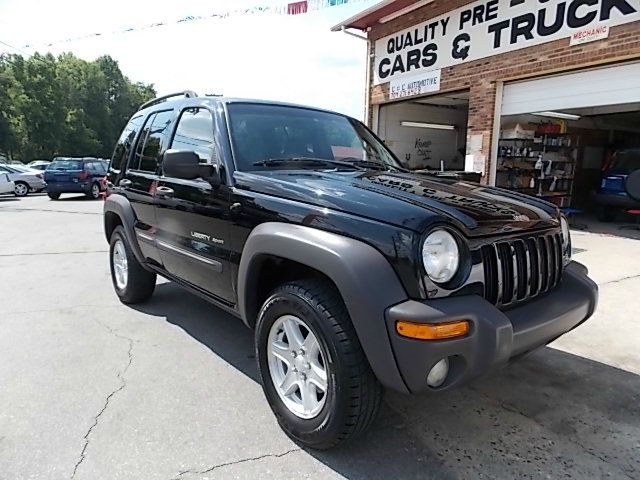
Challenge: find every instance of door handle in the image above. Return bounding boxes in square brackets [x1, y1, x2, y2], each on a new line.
[156, 186, 174, 198]
[119, 179, 132, 188]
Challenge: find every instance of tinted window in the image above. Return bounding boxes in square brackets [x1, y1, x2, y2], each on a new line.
[170, 108, 216, 163]
[227, 103, 401, 171]
[49, 160, 83, 171]
[610, 151, 640, 175]
[138, 110, 174, 172]
[131, 115, 154, 171]
[110, 115, 143, 171]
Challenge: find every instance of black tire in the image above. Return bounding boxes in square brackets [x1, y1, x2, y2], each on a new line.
[109, 225, 156, 304]
[597, 206, 617, 222]
[14, 181, 29, 197]
[255, 278, 383, 450]
[47, 192, 61, 200]
[87, 182, 101, 200]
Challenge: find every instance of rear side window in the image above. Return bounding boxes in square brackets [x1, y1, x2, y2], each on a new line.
[110, 115, 144, 172]
[130, 110, 174, 173]
[170, 108, 217, 163]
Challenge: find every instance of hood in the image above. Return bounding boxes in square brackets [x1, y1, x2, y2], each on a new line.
[234, 170, 560, 236]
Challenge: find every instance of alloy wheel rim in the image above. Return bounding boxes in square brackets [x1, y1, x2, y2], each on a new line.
[267, 314, 328, 419]
[15, 184, 27, 195]
[112, 239, 128, 290]
[92, 184, 99, 197]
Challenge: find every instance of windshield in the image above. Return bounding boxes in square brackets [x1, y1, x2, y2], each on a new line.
[227, 103, 402, 171]
[609, 150, 640, 175]
[49, 159, 83, 171]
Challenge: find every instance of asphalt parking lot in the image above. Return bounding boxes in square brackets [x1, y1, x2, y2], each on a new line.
[1, 194, 639, 480]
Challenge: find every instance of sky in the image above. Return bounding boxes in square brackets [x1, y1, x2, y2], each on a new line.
[0, 0, 380, 119]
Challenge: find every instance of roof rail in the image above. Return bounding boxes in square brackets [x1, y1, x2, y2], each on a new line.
[138, 90, 198, 111]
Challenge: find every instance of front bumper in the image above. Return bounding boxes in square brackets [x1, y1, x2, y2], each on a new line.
[28, 180, 46, 191]
[385, 262, 598, 393]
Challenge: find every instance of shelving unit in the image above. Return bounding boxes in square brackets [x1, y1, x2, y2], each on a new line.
[496, 129, 578, 207]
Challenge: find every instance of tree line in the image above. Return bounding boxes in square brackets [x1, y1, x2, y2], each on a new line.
[0, 52, 155, 163]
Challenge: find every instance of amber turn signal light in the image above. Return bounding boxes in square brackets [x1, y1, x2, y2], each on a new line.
[396, 320, 470, 340]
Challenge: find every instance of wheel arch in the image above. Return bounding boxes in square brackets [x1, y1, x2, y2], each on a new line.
[238, 222, 410, 393]
[103, 194, 146, 264]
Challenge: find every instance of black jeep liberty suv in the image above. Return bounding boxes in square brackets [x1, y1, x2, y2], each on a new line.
[104, 91, 598, 449]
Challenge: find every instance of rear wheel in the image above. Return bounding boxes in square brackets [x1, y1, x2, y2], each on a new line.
[47, 192, 61, 200]
[14, 182, 29, 197]
[87, 182, 100, 200]
[109, 225, 156, 304]
[255, 278, 383, 449]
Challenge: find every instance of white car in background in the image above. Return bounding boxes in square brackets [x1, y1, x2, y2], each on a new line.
[0, 172, 14, 195]
[27, 160, 52, 171]
[0, 164, 46, 196]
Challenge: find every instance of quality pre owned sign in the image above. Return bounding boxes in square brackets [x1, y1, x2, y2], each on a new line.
[374, 0, 639, 85]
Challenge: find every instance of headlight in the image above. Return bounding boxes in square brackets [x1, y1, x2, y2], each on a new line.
[560, 216, 571, 261]
[422, 229, 459, 283]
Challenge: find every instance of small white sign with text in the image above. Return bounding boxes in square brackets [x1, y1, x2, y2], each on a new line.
[389, 70, 441, 100]
[570, 23, 610, 46]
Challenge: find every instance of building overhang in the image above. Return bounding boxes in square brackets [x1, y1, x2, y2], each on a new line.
[330, 0, 433, 32]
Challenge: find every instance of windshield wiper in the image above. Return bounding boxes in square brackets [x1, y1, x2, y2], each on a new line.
[346, 160, 391, 171]
[252, 157, 363, 170]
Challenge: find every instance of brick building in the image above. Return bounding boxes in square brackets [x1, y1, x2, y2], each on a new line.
[333, 0, 640, 211]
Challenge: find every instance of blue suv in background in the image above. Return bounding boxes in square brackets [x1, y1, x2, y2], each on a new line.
[44, 157, 107, 200]
[594, 148, 640, 221]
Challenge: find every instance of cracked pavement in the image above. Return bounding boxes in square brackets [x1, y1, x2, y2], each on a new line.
[0, 195, 639, 479]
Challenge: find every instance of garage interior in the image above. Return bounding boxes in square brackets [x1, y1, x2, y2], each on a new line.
[377, 90, 469, 172]
[497, 62, 640, 222]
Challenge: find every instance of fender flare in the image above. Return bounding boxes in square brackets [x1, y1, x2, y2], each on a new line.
[103, 195, 146, 265]
[238, 222, 410, 393]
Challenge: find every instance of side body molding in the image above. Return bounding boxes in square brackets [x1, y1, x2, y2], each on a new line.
[238, 222, 410, 393]
[103, 194, 146, 265]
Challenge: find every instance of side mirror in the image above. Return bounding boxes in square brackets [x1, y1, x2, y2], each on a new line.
[162, 150, 201, 180]
[162, 149, 221, 186]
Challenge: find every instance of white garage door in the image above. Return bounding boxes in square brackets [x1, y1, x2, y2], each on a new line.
[502, 62, 640, 116]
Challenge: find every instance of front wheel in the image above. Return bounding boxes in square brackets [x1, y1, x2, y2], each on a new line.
[109, 225, 156, 304]
[47, 192, 60, 200]
[255, 279, 383, 449]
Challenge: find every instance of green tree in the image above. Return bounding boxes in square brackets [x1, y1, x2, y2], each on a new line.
[0, 52, 155, 162]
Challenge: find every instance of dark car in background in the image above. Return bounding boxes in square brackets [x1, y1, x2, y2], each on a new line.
[44, 157, 107, 200]
[594, 148, 640, 221]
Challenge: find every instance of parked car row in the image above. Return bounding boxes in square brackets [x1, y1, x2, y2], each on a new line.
[0, 163, 46, 196]
[0, 157, 108, 200]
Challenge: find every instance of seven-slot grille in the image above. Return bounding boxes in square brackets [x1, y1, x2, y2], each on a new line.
[481, 232, 564, 308]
